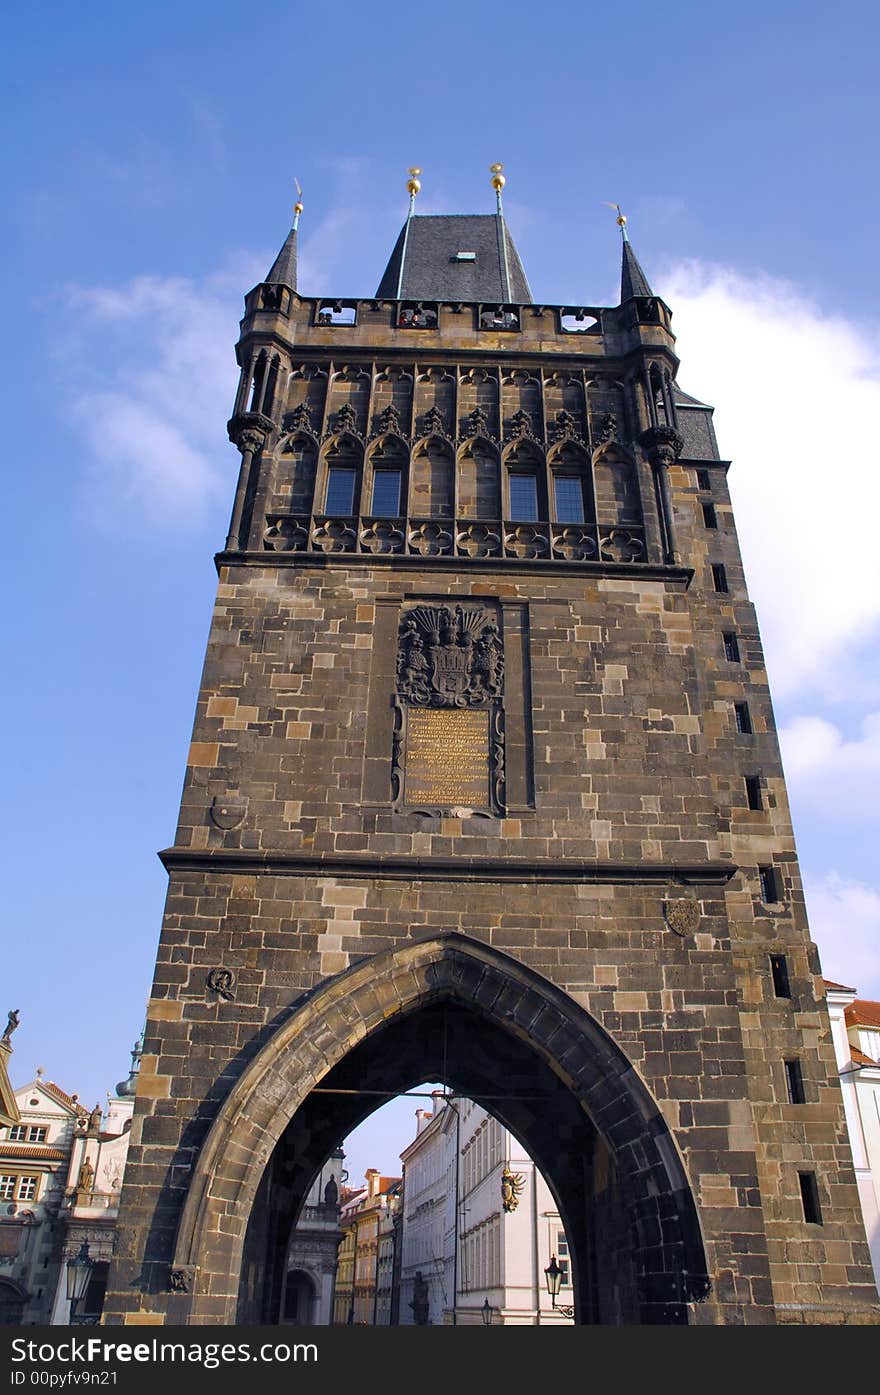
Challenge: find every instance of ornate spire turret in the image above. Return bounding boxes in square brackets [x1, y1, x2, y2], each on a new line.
[115, 1027, 144, 1098]
[264, 181, 303, 290]
[612, 206, 654, 302]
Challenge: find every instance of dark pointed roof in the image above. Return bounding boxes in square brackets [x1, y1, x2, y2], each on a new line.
[265, 225, 298, 290]
[376, 214, 532, 303]
[620, 236, 653, 301]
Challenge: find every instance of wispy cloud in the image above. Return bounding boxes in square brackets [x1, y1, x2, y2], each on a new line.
[803, 872, 880, 999]
[659, 261, 880, 703]
[779, 712, 880, 822]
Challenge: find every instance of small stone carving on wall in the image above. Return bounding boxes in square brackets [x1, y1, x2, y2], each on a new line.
[663, 899, 700, 938]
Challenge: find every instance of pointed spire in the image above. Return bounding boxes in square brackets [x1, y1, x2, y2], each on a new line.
[115, 1027, 144, 1098]
[612, 206, 654, 302]
[265, 181, 303, 290]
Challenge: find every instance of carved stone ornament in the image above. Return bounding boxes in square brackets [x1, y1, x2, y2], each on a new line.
[206, 967, 236, 1001]
[501, 1165, 525, 1212]
[663, 899, 700, 938]
[168, 1265, 197, 1294]
[209, 796, 247, 829]
[420, 404, 448, 437]
[550, 409, 581, 443]
[639, 424, 684, 465]
[464, 406, 491, 439]
[284, 402, 313, 433]
[506, 408, 535, 441]
[375, 404, 403, 436]
[333, 403, 359, 435]
[596, 412, 618, 444]
[237, 428, 266, 458]
[396, 605, 503, 707]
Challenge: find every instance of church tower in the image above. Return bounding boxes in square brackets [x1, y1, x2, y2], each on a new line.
[105, 172, 877, 1325]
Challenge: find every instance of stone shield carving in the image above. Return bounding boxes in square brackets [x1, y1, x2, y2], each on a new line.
[663, 899, 700, 938]
[396, 605, 503, 708]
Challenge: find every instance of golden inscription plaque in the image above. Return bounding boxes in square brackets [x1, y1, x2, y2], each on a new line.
[404, 707, 491, 808]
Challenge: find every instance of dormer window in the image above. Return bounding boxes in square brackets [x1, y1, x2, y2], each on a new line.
[453, 252, 476, 262]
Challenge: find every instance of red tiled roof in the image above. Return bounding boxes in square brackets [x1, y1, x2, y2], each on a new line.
[845, 999, 880, 1029]
[0, 1144, 66, 1161]
[822, 978, 857, 993]
[41, 1082, 86, 1114]
[850, 1048, 879, 1067]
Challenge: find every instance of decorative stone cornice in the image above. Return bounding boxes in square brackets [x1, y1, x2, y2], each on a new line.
[160, 846, 736, 886]
[227, 411, 274, 452]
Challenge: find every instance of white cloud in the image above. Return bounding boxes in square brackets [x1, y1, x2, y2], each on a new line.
[804, 872, 880, 1000]
[63, 260, 264, 529]
[658, 262, 880, 703]
[778, 712, 880, 821]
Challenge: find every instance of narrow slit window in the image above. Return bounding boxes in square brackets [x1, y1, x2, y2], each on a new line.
[697, 468, 712, 491]
[734, 702, 752, 734]
[324, 467, 357, 515]
[785, 1059, 806, 1104]
[509, 474, 539, 521]
[760, 866, 779, 903]
[798, 1171, 822, 1224]
[746, 775, 763, 810]
[723, 632, 740, 662]
[702, 502, 718, 529]
[770, 952, 791, 998]
[712, 563, 728, 593]
[370, 469, 402, 517]
[554, 476, 585, 523]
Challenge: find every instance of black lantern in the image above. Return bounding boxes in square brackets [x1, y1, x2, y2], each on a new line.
[66, 1240, 94, 1323]
[481, 1297, 495, 1326]
[543, 1255, 574, 1319]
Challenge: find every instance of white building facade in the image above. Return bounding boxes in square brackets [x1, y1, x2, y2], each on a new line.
[824, 981, 880, 1291]
[399, 1091, 572, 1324]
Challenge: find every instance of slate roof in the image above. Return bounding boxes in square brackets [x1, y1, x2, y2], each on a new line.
[620, 237, 654, 301]
[376, 214, 532, 303]
[265, 226, 298, 289]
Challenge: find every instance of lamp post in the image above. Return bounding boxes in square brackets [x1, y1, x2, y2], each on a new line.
[481, 1296, 496, 1326]
[66, 1240, 95, 1325]
[543, 1255, 575, 1320]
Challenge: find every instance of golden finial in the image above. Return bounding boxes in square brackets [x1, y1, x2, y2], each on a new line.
[603, 201, 629, 240]
[293, 178, 304, 230]
[490, 162, 506, 213]
[406, 167, 422, 214]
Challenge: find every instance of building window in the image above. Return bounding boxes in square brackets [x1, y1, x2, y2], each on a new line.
[554, 476, 585, 523]
[770, 952, 791, 999]
[760, 866, 779, 903]
[16, 1176, 37, 1202]
[557, 1231, 571, 1286]
[712, 563, 728, 593]
[746, 775, 763, 810]
[324, 467, 357, 514]
[0, 1176, 16, 1200]
[370, 469, 402, 516]
[509, 474, 539, 521]
[785, 1059, 806, 1104]
[723, 632, 740, 662]
[798, 1171, 823, 1224]
[696, 468, 712, 491]
[734, 702, 752, 734]
[702, 502, 718, 529]
[8, 1126, 27, 1142]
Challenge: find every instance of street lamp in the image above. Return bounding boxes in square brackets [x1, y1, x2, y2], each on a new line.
[66, 1240, 94, 1325]
[481, 1297, 495, 1326]
[543, 1255, 575, 1320]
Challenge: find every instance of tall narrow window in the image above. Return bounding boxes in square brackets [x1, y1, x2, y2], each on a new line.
[760, 866, 779, 903]
[770, 952, 791, 998]
[798, 1171, 823, 1224]
[734, 702, 752, 734]
[553, 476, 585, 522]
[509, 474, 539, 521]
[785, 1059, 806, 1104]
[702, 502, 718, 529]
[723, 632, 740, 662]
[746, 775, 763, 810]
[697, 468, 712, 491]
[324, 467, 357, 514]
[712, 563, 729, 593]
[370, 469, 402, 517]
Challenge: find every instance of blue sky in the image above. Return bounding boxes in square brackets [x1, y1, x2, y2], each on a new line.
[4, 1, 879, 1184]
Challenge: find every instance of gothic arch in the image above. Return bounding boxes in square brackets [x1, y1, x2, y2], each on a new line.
[172, 933, 709, 1325]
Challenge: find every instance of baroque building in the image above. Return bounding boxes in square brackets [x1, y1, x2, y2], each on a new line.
[105, 171, 878, 1326]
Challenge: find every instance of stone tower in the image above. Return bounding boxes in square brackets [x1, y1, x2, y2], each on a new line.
[105, 179, 878, 1326]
